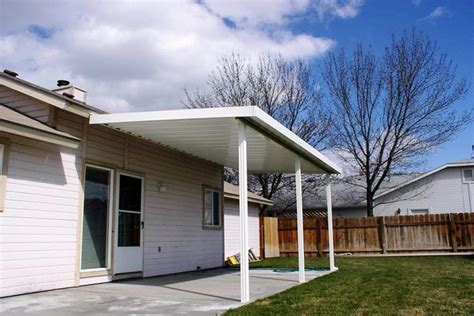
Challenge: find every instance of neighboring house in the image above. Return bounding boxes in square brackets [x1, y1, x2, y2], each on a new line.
[374, 159, 474, 216]
[0, 71, 340, 298]
[223, 182, 273, 259]
[269, 159, 474, 218]
[269, 174, 416, 218]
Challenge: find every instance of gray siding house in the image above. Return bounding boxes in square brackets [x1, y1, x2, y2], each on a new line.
[270, 160, 474, 218]
[374, 160, 474, 216]
[269, 174, 416, 218]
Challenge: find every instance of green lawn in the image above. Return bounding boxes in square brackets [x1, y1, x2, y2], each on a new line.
[226, 256, 474, 315]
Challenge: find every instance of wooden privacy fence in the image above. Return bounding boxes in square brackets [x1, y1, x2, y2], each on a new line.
[276, 213, 474, 256]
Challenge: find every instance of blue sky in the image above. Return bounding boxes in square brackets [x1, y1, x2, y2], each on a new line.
[1, 0, 472, 170]
[290, 0, 474, 169]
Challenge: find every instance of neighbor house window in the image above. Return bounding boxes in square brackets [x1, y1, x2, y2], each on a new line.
[463, 169, 473, 183]
[411, 208, 429, 215]
[203, 187, 221, 228]
[81, 165, 113, 270]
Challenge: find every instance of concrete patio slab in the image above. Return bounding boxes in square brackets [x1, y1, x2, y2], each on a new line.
[0, 268, 333, 315]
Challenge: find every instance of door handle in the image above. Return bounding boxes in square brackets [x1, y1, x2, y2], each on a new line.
[141, 221, 144, 229]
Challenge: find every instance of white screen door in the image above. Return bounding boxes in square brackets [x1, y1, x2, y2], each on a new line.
[114, 172, 144, 274]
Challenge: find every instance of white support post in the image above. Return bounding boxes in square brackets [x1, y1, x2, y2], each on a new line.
[238, 122, 250, 303]
[326, 175, 337, 271]
[295, 158, 305, 283]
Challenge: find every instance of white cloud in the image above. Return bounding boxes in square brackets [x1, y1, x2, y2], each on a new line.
[418, 6, 449, 22]
[313, 0, 364, 21]
[412, 0, 422, 6]
[203, 0, 310, 27]
[0, 0, 344, 112]
[203, 0, 364, 26]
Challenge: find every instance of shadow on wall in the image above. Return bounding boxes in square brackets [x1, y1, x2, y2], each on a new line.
[6, 135, 78, 187]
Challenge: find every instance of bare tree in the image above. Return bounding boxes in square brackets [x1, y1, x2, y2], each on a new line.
[322, 30, 470, 216]
[184, 53, 331, 208]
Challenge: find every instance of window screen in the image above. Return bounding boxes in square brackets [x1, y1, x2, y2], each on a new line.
[204, 188, 221, 227]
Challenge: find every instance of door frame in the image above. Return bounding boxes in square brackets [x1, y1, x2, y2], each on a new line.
[114, 170, 145, 275]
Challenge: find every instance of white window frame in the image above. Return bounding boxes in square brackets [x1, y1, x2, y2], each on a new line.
[462, 168, 474, 183]
[202, 186, 222, 229]
[80, 164, 114, 272]
[410, 208, 430, 215]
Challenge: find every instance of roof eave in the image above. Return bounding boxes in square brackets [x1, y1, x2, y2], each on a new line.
[224, 192, 274, 206]
[0, 120, 81, 149]
[0, 73, 105, 117]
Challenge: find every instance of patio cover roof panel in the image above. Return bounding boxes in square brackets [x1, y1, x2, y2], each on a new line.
[90, 106, 341, 174]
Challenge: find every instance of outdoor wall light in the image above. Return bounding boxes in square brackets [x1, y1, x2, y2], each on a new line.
[158, 181, 167, 192]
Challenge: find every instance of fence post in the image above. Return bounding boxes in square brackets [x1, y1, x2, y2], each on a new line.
[379, 217, 388, 254]
[449, 213, 458, 252]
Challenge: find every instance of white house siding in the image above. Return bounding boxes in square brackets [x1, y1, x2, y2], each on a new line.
[55, 110, 225, 279]
[0, 101, 224, 296]
[374, 167, 473, 216]
[127, 138, 224, 277]
[0, 86, 51, 123]
[0, 133, 81, 297]
[224, 199, 260, 258]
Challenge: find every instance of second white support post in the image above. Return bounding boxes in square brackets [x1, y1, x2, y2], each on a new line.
[295, 158, 305, 283]
[238, 122, 250, 303]
[326, 175, 337, 271]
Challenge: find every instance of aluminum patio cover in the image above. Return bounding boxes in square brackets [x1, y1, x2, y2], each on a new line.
[90, 106, 341, 174]
[90, 106, 341, 303]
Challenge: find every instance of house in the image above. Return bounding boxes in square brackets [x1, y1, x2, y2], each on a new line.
[0, 71, 341, 301]
[268, 174, 416, 218]
[374, 159, 474, 216]
[269, 159, 474, 218]
[223, 181, 273, 259]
